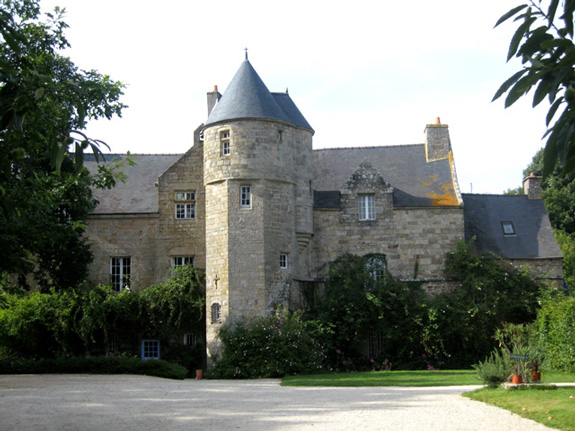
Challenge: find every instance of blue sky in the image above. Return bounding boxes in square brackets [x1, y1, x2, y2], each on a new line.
[41, 0, 548, 194]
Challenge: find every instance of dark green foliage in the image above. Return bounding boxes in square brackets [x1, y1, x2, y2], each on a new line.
[0, 0, 126, 290]
[473, 349, 513, 388]
[0, 356, 187, 380]
[0, 267, 205, 374]
[524, 148, 575, 235]
[523, 148, 575, 289]
[313, 254, 427, 370]
[494, 0, 575, 176]
[430, 241, 544, 365]
[209, 308, 327, 378]
[308, 246, 546, 371]
[535, 294, 575, 372]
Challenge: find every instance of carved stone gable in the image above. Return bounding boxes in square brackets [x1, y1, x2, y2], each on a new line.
[342, 160, 393, 194]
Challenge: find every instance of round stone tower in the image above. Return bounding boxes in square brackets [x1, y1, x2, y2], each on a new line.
[201, 58, 314, 360]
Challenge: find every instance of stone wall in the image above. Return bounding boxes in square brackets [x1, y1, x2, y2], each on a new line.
[312, 203, 465, 282]
[85, 214, 159, 290]
[156, 140, 206, 277]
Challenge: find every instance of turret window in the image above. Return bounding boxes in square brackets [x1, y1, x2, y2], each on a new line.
[241, 185, 251, 208]
[221, 130, 231, 156]
[211, 303, 222, 323]
[280, 253, 288, 269]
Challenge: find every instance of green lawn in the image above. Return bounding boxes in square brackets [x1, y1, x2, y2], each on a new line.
[281, 370, 480, 387]
[282, 370, 575, 430]
[465, 386, 575, 431]
[281, 370, 575, 387]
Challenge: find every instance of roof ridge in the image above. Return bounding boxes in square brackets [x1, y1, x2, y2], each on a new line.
[463, 193, 526, 197]
[313, 144, 424, 152]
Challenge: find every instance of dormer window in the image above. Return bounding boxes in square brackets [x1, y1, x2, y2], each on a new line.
[358, 194, 375, 221]
[221, 130, 231, 156]
[502, 221, 516, 236]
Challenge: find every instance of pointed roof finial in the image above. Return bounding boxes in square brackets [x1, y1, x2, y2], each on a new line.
[244, 47, 248, 61]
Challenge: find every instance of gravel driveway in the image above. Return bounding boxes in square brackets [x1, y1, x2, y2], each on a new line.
[0, 375, 557, 431]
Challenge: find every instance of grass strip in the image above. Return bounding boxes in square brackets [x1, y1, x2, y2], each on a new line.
[464, 386, 575, 431]
[282, 370, 479, 387]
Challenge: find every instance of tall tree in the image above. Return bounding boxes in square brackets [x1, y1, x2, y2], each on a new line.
[494, 0, 575, 176]
[0, 1, 126, 290]
[524, 148, 575, 235]
[524, 148, 575, 288]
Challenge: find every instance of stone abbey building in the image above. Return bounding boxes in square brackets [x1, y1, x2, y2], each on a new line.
[85, 58, 563, 359]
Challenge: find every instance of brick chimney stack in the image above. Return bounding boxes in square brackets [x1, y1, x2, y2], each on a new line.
[424, 118, 452, 161]
[523, 172, 543, 199]
[207, 85, 222, 116]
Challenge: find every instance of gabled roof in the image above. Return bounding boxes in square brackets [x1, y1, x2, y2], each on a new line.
[204, 60, 313, 131]
[462, 193, 562, 259]
[85, 154, 181, 214]
[312, 145, 460, 207]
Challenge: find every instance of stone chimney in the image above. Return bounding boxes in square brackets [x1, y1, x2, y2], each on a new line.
[523, 172, 543, 199]
[424, 117, 452, 161]
[207, 85, 222, 116]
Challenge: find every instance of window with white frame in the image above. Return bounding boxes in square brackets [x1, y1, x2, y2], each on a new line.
[141, 339, 160, 360]
[358, 194, 376, 221]
[171, 256, 195, 268]
[211, 303, 222, 323]
[240, 185, 251, 208]
[221, 130, 231, 156]
[280, 253, 288, 269]
[175, 191, 196, 219]
[110, 257, 131, 292]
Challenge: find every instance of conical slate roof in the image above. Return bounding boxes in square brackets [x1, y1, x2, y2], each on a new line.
[204, 60, 313, 131]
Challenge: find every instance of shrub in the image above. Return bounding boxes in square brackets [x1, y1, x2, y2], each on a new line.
[473, 349, 513, 388]
[209, 308, 326, 378]
[0, 356, 188, 380]
[0, 266, 206, 374]
[535, 294, 575, 372]
[311, 254, 428, 371]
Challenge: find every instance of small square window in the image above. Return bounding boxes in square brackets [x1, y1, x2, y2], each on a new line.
[175, 192, 195, 201]
[141, 340, 160, 360]
[280, 253, 288, 269]
[241, 185, 251, 208]
[502, 221, 516, 236]
[172, 256, 194, 268]
[176, 203, 195, 219]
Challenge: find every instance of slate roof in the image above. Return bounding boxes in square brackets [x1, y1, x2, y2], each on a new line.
[85, 154, 181, 214]
[204, 60, 313, 131]
[462, 193, 562, 259]
[312, 145, 460, 207]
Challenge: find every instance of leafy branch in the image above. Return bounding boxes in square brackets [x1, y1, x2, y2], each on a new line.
[494, 0, 575, 176]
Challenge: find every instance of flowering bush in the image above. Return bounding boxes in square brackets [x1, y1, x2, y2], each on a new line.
[209, 308, 327, 378]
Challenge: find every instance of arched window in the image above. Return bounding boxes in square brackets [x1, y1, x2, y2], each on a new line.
[365, 255, 387, 283]
[211, 303, 221, 324]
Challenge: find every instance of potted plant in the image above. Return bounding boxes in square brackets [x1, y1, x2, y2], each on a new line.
[530, 360, 541, 382]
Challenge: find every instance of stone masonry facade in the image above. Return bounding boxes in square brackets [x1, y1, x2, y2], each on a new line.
[83, 59, 564, 362]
